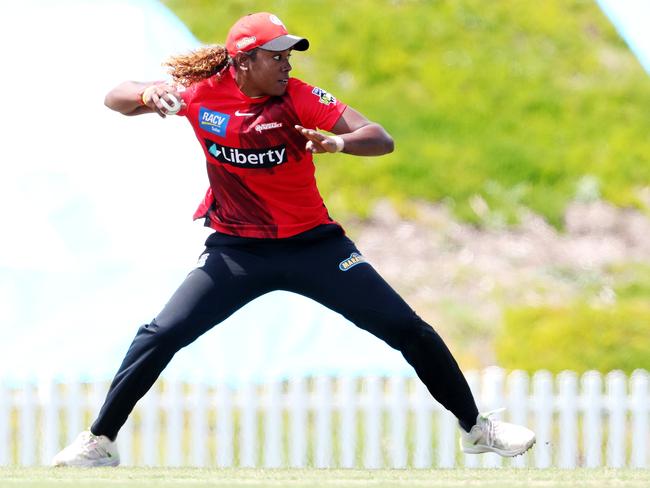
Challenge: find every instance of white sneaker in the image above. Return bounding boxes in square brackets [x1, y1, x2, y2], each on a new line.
[460, 409, 536, 457]
[52, 430, 119, 467]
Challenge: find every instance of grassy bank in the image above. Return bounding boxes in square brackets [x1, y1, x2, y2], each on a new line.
[163, 0, 650, 227]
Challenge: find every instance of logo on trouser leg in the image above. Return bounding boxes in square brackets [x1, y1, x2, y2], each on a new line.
[197, 253, 208, 268]
[338, 252, 367, 271]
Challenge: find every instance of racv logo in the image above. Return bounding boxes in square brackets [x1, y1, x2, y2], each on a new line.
[199, 107, 230, 137]
[204, 139, 288, 168]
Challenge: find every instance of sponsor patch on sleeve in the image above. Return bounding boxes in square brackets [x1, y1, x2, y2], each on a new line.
[311, 87, 337, 106]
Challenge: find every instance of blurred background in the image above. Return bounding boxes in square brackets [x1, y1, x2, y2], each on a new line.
[0, 0, 649, 470]
[163, 0, 650, 374]
[0, 0, 649, 383]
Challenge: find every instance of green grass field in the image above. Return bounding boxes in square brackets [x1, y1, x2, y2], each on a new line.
[2, 468, 649, 488]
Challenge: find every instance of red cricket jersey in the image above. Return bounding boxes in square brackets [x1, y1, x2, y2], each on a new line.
[178, 67, 347, 238]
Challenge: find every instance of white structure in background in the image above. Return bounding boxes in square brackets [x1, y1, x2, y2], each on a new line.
[0, 1, 413, 384]
[1, 368, 648, 468]
[597, 0, 650, 74]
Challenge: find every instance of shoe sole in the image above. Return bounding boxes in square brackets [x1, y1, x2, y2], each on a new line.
[53, 458, 120, 468]
[462, 438, 536, 457]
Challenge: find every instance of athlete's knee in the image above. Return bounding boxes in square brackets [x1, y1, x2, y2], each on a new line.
[358, 310, 436, 351]
[406, 318, 444, 345]
[135, 319, 191, 349]
[395, 316, 442, 350]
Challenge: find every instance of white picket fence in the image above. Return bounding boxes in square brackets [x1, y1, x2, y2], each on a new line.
[0, 367, 648, 468]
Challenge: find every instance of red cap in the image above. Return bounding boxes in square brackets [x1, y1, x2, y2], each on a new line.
[225, 12, 309, 57]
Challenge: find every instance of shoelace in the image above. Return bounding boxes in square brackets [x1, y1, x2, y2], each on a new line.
[478, 408, 506, 447]
[76, 432, 105, 457]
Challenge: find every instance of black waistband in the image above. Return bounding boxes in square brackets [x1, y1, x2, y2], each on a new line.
[204, 223, 344, 248]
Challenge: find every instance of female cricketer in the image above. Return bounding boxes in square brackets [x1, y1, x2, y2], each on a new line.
[53, 12, 535, 467]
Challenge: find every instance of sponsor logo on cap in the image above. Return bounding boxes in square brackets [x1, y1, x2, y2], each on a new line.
[255, 122, 283, 133]
[199, 107, 230, 137]
[338, 252, 367, 271]
[312, 87, 337, 106]
[236, 36, 257, 50]
[269, 15, 284, 26]
[204, 139, 288, 168]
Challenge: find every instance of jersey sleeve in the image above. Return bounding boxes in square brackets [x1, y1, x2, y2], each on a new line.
[287, 79, 347, 131]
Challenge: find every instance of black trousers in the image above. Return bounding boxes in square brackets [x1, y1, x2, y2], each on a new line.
[91, 224, 478, 440]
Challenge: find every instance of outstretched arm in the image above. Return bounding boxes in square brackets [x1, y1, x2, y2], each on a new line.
[295, 106, 394, 156]
[104, 81, 185, 117]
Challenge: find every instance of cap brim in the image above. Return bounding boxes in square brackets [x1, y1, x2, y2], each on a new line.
[260, 34, 309, 52]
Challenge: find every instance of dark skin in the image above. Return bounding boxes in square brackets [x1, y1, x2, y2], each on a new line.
[104, 47, 394, 156]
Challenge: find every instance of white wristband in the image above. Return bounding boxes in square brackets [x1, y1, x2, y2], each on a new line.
[331, 135, 345, 153]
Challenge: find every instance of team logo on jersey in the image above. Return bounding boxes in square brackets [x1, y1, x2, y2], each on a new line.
[199, 107, 230, 137]
[312, 87, 336, 106]
[204, 139, 288, 168]
[255, 122, 283, 133]
[338, 252, 367, 271]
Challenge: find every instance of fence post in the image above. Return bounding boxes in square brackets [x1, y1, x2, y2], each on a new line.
[165, 379, 183, 466]
[558, 371, 578, 468]
[190, 379, 208, 467]
[216, 381, 233, 467]
[606, 371, 626, 467]
[288, 376, 307, 467]
[582, 371, 602, 468]
[532, 370, 553, 468]
[481, 367, 504, 468]
[141, 383, 159, 466]
[413, 380, 432, 468]
[0, 381, 8, 465]
[119, 410, 135, 466]
[315, 376, 333, 468]
[240, 381, 257, 467]
[507, 370, 529, 468]
[66, 380, 82, 444]
[388, 376, 407, 468]
[338, 376, 356, 468]
[39, 378, 59, 466]
[90, 381, 107, 417]
[19, 381, 36, 466]
[89, 379, 108, 464]
[362, 376, 382, 468]
[630, 369, 649, 468]
[264, 379, 282, 468]
[438, 408, 457, 468]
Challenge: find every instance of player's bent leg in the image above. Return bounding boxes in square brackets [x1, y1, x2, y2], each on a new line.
[283, 233, 479, 430]
[54, 244, 272, 466]
[335, 271, 536, 457]
[284, 230, 535, 456]
[92, 271, 267, 438]
[324, 279, 536, 457]
[344, 299, 481, 432]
